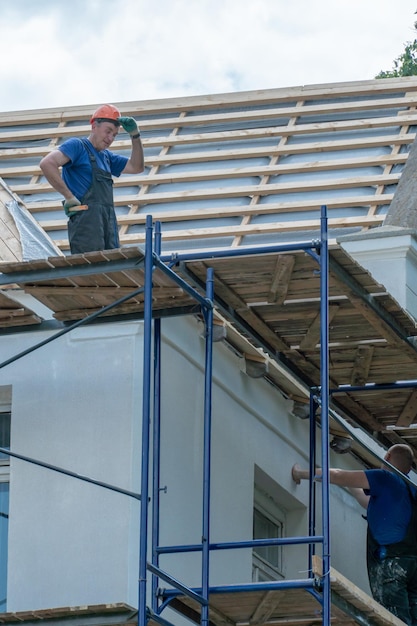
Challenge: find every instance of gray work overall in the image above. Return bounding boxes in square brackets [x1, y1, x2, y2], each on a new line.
[68, 140, 120, 254]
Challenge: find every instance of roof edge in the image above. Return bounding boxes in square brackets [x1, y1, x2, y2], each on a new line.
[2, 76, 417, 119]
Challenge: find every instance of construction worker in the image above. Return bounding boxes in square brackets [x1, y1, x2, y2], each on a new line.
[292, 444, 417, 626]
[40, 104, 144, 254]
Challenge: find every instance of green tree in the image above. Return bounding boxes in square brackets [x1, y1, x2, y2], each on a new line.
[376, 19, 417, 78]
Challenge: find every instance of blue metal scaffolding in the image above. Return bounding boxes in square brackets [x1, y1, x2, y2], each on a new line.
[137, 208, 332, 626]
[1, 202, 415, 624]
[1, 205, 399, 626]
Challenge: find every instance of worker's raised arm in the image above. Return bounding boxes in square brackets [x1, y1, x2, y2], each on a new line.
[292, 463, 370, 490]
[118, 116, 145, 174]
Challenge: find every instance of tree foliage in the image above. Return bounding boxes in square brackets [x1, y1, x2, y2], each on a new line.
[376, 19, 417, 78]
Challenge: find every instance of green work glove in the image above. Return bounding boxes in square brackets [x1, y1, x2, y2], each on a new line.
[118, 116, 140, 137]
[63, 196, 81, 217]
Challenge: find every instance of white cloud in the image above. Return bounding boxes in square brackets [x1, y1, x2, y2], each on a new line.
[0, 0, 416, 112]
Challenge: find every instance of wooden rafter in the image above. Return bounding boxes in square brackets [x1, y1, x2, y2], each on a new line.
[350, 345, 374, 387]
[0, 76, 416, 256]
[299, 305, 339, 351]
[267, 255, 296, 304]
[395, 390, 417, 427]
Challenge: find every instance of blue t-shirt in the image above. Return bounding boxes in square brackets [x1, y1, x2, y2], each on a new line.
[365, 469, 415, 545]
[59, 137, 128, 200]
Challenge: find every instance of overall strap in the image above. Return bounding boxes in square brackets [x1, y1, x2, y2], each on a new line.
[80, 138, 98, 168]
[80, 138, 111, 171]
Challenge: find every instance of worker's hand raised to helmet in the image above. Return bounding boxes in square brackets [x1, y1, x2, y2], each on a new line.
[118, 116, 140, 137]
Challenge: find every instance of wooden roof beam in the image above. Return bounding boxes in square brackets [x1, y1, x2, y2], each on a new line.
[30, 194, 394, 221]
[1, 112, 417, 144]
[180, 262, 385, 434]
[299, 305, 340, 351]
[1, 153, 408, 183]
[350, 345, 374, 387]
[395, 390, 417, 427]
[50, 215, 386, 250]
[1, 75, 417, 123]
[268, 255, 295, 304]
[248, 589, 283, 625]
[15, 173, 401, 203]
[329, 256, 417, 361]
[0, 92, 416, 131]
[0, 133, 414, 164]
[1, 94, 417, 138]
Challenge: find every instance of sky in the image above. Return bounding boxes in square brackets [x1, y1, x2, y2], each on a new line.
[1, 0, 417, 113]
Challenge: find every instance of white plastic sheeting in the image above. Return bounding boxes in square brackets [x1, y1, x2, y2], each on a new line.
[6, 199, 62, 261]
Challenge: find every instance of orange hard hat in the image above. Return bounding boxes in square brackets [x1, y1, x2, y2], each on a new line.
[90, 104, 121, 124]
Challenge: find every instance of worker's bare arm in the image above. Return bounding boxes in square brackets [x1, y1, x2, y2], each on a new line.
[292, 464, 370, 489]
[348, 487, 370, 509]
[329, 468, 369, 489]
[123, 136, 144, 174]
[40, 150, 73, 200]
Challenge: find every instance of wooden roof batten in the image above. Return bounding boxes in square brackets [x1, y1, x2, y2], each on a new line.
[1, 76, 417, 252]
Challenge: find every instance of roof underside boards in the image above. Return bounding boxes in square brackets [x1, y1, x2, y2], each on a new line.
[0, 604, 138, 626]
[0, 291, 41, 327]
[0, 247, 201, 324]
[180, 246, 417, 452]
[0, 244, 416, 456]
[1, 77, 417, 253]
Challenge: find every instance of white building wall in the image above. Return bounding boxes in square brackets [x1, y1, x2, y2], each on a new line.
[339, 228, 417, 323]
[1, 312, 369, 612]
[5, 321, 144, 611]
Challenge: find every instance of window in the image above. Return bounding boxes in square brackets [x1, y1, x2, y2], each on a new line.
[0, 410, 11, 460]
[0, 386, 11, 613]
[253, 487, 285, 582]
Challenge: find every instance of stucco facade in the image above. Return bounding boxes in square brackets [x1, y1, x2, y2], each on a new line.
[1, 312, 368, 613]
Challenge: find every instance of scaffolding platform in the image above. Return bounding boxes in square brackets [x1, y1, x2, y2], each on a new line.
[0, 566, 406, 626]
[159, 557, 406, 626]
[1, 244, 417, 455]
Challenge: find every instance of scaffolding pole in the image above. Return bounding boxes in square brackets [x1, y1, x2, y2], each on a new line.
[152, 222, 163, 616]
[201, 267, 214, 626]
[138, 216, 155, 626]
[319, 205, 331, 626]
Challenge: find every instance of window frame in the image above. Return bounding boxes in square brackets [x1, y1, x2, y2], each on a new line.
[253, 486, 286, 581]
